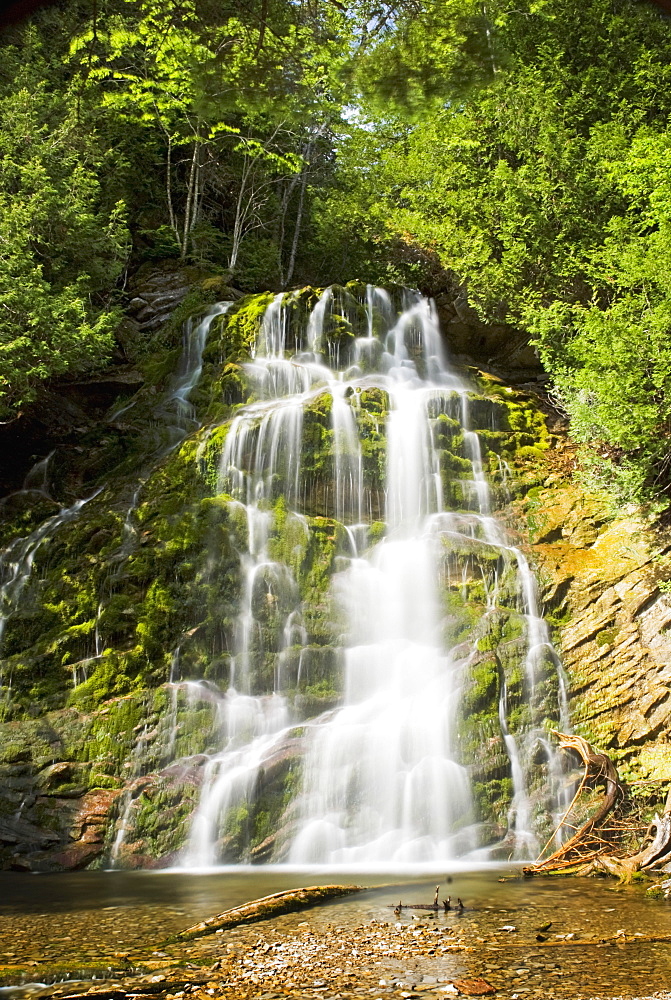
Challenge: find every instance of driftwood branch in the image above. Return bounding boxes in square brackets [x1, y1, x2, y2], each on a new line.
[525, 732, 622, 876]
[617, 786, 671, 872]
[168, 885, 363, 942]
[524, 732, 671, 879]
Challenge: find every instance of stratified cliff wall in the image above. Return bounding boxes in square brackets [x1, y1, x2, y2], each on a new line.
[528, 484, 671, 782]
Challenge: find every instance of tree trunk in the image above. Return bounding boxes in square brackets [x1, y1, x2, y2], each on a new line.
[229, 156, 251, 273]
[277, 172, 301, 287]
[181, 132, 200, 259]
[166, 135, 183, 255]
[285, 145, 311, 287]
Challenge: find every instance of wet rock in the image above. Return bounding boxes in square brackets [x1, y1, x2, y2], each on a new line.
[50, 842, 103, 869]
[37, 762, 86, 796]
[453, 980, 496, 996]
[433, 289, 542, 380]
[0, 816, 59, 847]
[126, 262, 241, 335]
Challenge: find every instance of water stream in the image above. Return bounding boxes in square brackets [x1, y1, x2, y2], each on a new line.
[2, 867, 671, 1000]
[0, 305, 228, 713]
[0, 493, 100, 702]
[178, 286, 567, 866]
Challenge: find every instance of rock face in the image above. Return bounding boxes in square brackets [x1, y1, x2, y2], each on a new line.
[433, 290, 544, 382]
[527, 483, 671, 782]
[1, 277, 670, 870]
[125, 261, 241, 336]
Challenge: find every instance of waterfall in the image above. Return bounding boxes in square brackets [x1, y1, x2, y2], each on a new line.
[182, 284, 567, 866]
[0, 278, 566, 868]
[164, 303, 232, 433]
[0, 492, 101, 705]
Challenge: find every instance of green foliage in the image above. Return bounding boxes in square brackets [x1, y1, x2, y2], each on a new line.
[317, 0, 671, 498]
[0, 49, 129, 415]
[4, 0, 671, 483]
[353, 0, 499, 116]
[0, 0, 384, 411]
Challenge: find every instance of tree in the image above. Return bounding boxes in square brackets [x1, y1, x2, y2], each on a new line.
[320, 0, 671, 498]
[69, 0, 348, 273]
[0, 33, 128, 417]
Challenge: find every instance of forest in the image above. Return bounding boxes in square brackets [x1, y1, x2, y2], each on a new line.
[2, 0, 671, 502]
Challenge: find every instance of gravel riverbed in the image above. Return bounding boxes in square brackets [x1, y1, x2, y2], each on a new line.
[2, 873, 671, 1000]
[5, 914, 671, 1000]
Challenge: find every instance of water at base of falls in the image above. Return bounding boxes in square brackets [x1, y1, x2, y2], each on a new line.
[177, 285, 568, 868]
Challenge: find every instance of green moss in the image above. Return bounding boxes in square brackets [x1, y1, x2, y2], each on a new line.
[200, 363, 249, 423]
[139, 347, 182, 386]
[300, 517, 343, 644]
[472, 776, 513, 824]
[516, 445, 547, 461]
[268, 498, 310, 577]
[463, 656, 498, 711]
[68, 654, 135, 710]
[0, 742, 31, 765]
[368, 520, 386, 545]
[63, 695, 146, 771]
[125, 781, 200, 858]
[595, 627, 619, 647]
[205, 292, 275, 363]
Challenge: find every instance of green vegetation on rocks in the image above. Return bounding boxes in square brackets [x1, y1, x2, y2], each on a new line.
[0, 273, 571, 868]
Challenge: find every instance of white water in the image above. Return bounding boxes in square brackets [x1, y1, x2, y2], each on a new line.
[0, 492, 101, 702]
[109, 722, 151, 865]
[109, 303, 233, 575]
[289, 535, 473, 864]
[170, 304, 231, 426]
[0, 498, 89, 648]
[182, 285, 567, 866]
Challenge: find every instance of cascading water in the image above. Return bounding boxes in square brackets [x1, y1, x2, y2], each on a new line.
[0, 278, 567, 868]
[0, 492, 101, 703]
[169, 304, 231, 429]
[180, 285, 567, 866]
[108, 302, 233, 576]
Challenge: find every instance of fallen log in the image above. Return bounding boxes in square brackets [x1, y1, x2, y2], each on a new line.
[55, 981, 209, 1000]
[168, 884, 363, 942]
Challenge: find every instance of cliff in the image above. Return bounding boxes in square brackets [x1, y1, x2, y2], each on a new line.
[0, 268, 668, 871]
[528, 484, 671, 783]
